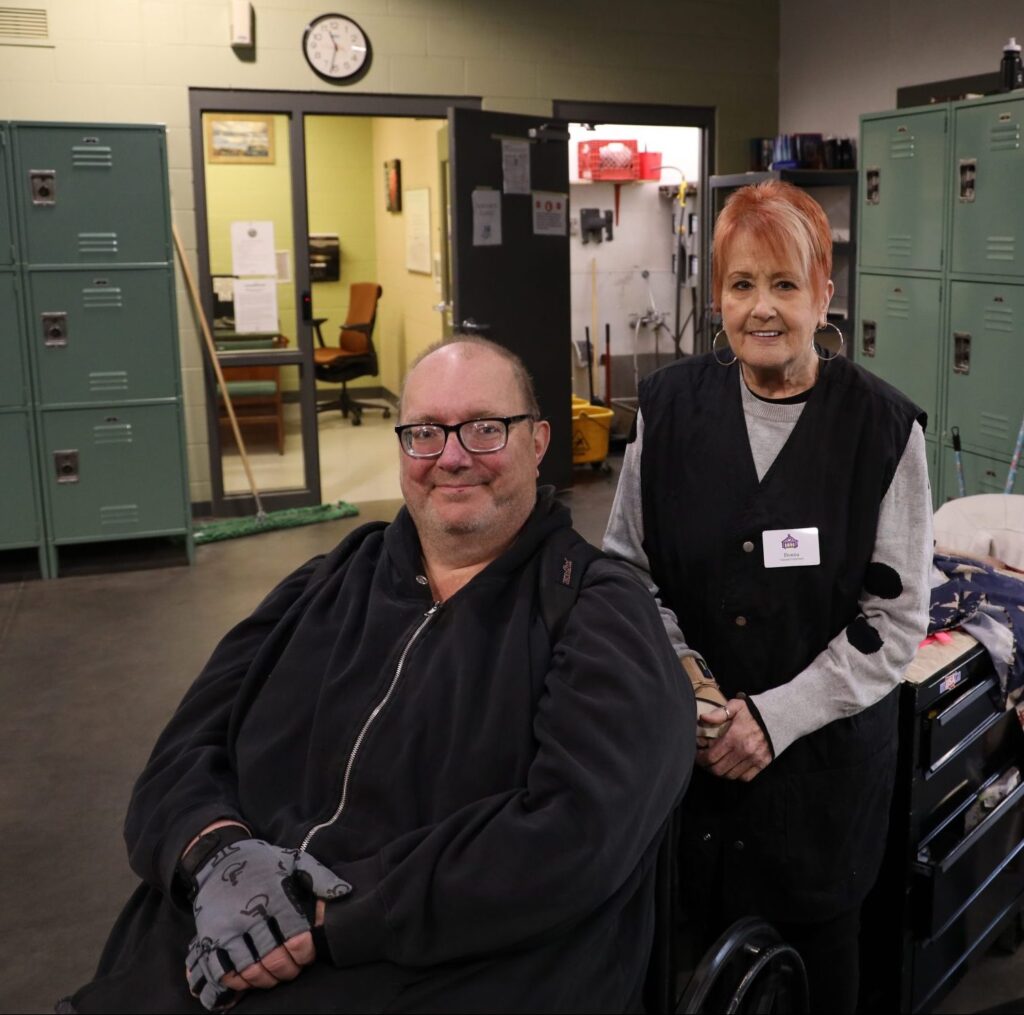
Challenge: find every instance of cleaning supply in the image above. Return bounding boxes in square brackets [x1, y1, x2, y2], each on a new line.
[171, 224, 358, 543]
[1001, 37, 1024, 91]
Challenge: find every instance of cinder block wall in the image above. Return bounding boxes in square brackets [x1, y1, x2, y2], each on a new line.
[0, 0, 780, 504]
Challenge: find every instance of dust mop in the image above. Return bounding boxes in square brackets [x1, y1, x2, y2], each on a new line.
[171, 225, 357, 543]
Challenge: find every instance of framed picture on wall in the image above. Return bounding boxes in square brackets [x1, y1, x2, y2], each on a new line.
[206, 115, 275, 164]
[384, 159, 402, 212]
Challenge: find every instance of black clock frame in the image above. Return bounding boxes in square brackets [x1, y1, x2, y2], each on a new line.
[302, 13, 373, 85]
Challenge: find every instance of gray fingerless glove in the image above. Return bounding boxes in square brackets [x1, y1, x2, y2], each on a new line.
[184, 838, 351, 1011]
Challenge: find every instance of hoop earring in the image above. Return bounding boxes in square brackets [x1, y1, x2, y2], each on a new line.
[712, 329, 737, 366]
[813, 321, 844, 362]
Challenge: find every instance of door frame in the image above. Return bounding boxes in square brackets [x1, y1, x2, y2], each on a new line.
[552, 98, 716, 355]
[188, 88, 481, 516]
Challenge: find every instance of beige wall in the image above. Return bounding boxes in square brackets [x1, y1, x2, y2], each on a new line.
[0, 0, 780, 505]
[370, 117, 448, 396]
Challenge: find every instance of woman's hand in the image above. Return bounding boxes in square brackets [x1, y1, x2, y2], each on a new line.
[695, 698, 772, 781]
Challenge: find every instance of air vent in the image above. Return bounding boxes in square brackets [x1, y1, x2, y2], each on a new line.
[0, 5, 51, 47]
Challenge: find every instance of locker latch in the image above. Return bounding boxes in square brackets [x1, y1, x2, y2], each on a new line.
[41, 312, 68, 348]
[953, 332, 971, 374]
[866, 168, 880, 205]
[53, 450, 80, 484]
[862, 319, 877, 357]
[959, 159, 977, 202]
[30, 169, 57, 206]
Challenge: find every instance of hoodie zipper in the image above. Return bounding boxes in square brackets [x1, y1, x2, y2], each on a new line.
[300, 600, 441, 852]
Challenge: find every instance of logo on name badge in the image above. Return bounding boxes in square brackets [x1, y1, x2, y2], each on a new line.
[781, 534, 799, 550]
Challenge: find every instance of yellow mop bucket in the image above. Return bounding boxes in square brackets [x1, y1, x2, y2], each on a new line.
[571, 402, 613, 465]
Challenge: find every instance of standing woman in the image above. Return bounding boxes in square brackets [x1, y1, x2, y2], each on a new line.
[603, 180, 933, 1011]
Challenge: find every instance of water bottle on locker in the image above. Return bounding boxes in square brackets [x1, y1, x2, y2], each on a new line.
[1001, 37, 1024, 91]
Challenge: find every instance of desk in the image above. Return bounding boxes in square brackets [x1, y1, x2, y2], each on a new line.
[215, 332, 287, 454]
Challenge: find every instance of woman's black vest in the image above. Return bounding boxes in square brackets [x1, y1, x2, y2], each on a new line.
[639, 352, 924, 920]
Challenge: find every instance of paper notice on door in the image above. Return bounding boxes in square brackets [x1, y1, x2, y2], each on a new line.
[502, 139, 530, 194]
[472, 189, 502, 246]
[233, 278, 279, 333]
[230, 220, 277, 276]
[532, 191, 567, 236]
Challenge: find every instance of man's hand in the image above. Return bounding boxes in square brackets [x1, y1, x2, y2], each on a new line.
[695, 698, 772, 782]
[184, 839, 350, 1010]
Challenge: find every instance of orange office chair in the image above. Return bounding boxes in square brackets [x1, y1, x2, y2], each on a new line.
[313, 282, 391, 426]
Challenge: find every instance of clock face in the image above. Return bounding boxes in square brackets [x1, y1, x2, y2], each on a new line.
[303, 14, 371, 82]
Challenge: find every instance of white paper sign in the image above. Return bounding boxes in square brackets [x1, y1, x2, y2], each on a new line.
[532, 191, 567, 236]
[405, 187, 432, 274]
[502, 139, 530, 194]
[472, 189, 502, 246]
[233, 278, 279, 333]
[762, 527, 821, 568]
[230, 220, 277, 277]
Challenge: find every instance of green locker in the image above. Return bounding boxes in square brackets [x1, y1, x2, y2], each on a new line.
[860, 107, 948, 271]
[946, 280, 1024, 458]
[951, 95, 1024, 277]
[0, 125, 13, 265]
[939, 444, 1009, 502]
[11, 123, 172, 267]
[41, 404, 188, 542]
[856, 273, 942, 427]
[0, 270, 28, 407]
[27, 267, 179, 406]
[0, 411, 41, 548]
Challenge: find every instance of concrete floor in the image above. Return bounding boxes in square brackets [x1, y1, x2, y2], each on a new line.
[1, 458, 1021, 1013]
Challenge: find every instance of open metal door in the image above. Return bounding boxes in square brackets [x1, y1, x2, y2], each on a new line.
[448, 108, 571, 490]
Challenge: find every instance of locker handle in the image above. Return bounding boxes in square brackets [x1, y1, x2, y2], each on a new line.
[30, 169, 57, 206]
[862, 319, 877, 358]
[959, 159, 977, 203]
[866, 168, 880, 205]
[953, 332, 971, 374]
[54, 450, 80, 485]
[42, 311, 68, 348]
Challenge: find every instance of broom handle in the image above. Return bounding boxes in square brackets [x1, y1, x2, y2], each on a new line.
[1006, 413, 1024, 495]
[171, 224, 265, 517]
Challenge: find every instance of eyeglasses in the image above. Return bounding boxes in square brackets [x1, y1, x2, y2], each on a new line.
[394, 414, 535, 458]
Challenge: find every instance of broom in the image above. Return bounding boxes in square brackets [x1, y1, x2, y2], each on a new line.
[172, 225, 357, 543]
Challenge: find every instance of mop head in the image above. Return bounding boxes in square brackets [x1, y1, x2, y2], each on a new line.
[194, 501, 359, 545]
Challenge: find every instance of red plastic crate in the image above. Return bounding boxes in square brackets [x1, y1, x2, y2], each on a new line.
[577, 139, 639, 181]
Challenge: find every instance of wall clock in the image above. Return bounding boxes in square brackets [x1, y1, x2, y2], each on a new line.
[303, 14, 371, 83]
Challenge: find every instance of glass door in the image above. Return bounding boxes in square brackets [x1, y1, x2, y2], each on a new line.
[198, 108, 321, 513]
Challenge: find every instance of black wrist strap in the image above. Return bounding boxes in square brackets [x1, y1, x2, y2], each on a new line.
[175, 825, 252, 902]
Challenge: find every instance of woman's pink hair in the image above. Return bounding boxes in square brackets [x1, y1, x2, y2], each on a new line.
[711, 180, 832, 308]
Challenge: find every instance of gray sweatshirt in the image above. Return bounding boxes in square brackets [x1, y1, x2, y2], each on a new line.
[602, 371, 934, 757]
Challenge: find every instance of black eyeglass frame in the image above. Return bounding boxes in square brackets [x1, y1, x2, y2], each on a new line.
[394, 414, 537, 458]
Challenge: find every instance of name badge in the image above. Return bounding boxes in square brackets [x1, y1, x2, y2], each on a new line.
[762, 527, 821, 568]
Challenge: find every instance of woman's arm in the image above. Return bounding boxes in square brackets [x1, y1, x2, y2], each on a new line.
[603, 410, 702, 662]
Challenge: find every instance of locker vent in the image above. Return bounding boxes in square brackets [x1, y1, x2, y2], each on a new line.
[71, 145, 113, 168]
[100, 504, 140, 527]
[984, 236, 1015, 262]
[77, 232, 118, 256]
[983, 305, 1014, 332]
[0, 6, 49, 46]
[92, 422, 132, 445]
[890, 133, 915, 159]
[885, 292, 911, 319]
[979, 412, 1011, 443]
[886, 234, 912, 258]
[989, 123, 1020, 151]
[88, 371, 129, 393]
[82, 285, 124, 309]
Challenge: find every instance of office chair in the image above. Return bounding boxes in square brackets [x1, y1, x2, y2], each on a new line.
[313, 282, 391, 426]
